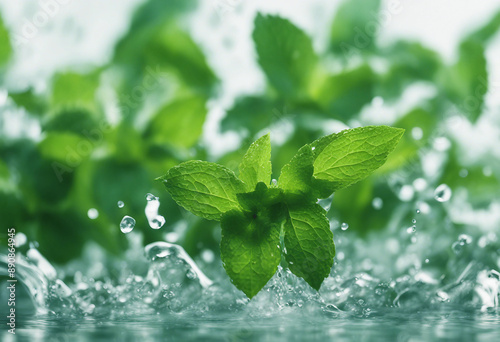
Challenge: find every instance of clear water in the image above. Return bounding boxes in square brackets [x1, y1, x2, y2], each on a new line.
[1, 192, 499, 341]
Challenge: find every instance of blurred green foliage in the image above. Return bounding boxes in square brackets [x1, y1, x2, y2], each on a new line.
[1, 0, 499, 263]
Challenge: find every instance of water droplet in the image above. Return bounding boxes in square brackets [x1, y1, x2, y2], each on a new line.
[416, 209, 421, 214]
[434, 184, 452, 202]
[87, 208, 99, 219]
[412, 219, 417, 224]
[165, 232, 179, 243]
[372, 96, 384, 107]
[117, 201, 124, 208]
[411, 127, 423, 140]
[271, 179, 278, 186]
[150, 216, 166, 229]
[412, 178, 427, 191]
[341, 222, 349, 230]
[483, 166, 493, 177]
[459, 169, 468, 178]
[433, 137, 451, 151]
[120, 216, 135, 234]
[372, 197, 383, 210]
[317, 194, 334, 211]
[311, 146, 316, 151]
[145, 193, 165, 229]
[15, 232, 27, 247]
[425, 258, 429, 264]
[398, 185, 414, 202]
[146, 193, 158, 201]
[201, 249, 215, 263]
[407, 226, 416, 234]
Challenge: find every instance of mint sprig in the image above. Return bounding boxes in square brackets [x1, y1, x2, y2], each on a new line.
[159, 126, 404, 298]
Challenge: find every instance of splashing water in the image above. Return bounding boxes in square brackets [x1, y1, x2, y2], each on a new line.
[1, 190, 500, 340]
[145, 193, 166, 229]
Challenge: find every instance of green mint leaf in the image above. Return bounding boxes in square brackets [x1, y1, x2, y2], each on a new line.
[0, 13, 12, 67]
[145, 95, 207, 148]
[284, 203, 335, 290]
[161, 160, 246, 221]
[253, 13, 318, 98]
[239, 133, 272, 192]
[313, 126, 404, 195]
[236, 182, 286, 223]
[221, 209, 281, 298]
[329, 0, 381, 56]
[278, 144, 314, 201]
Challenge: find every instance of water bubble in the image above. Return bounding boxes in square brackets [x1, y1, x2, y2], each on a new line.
[201, 249, 215, 263]
[372, 197, 383, 210]
[15, 232, 27, 247]
[412, 178, 427, 192]
[87, 208, 99, 219]
[117, 201, 124, 208]
[120, 216, 135, 234]
[165, 232, 179, 243]
[411, 127, 423, 140]
[398, 185, 414, 202]
[433, 137, 451, 151]
[425, 259, 429, 264]
[482, 166, 493, 177]
[341, 222, 349, 230]
[451, 234, 472, 254]
[434, 184, 452, 202]
[372, 96, 384, 107]
[407, 226, 416, 234]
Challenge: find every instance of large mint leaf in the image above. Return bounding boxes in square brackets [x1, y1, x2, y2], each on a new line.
[221, 209, 281, 298]
[284, 203, 335, 290]
[313, 126, 404, 194]
[253, 13, 318, 98]
[161, 160, 246, 221]
[239, 134, 272, 192]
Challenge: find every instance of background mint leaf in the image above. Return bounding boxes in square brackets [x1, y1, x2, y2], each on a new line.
[284, 203, 335, 290]
[145, 95, 207, 148]
[313, 126, 404, 194]
[0, 13, 12, 67]
[329, 0, 381, 56]
[253, 13, 318, 99]
[239, 133, 272, 192]
[220, 209, 281, 298]
[162, 160, 246, 221]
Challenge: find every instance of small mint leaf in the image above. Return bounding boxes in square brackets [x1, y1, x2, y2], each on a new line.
[221, 209, 281, 298]
[284, 203, 335, 290]
[313, 126, 404, 195]
[236, 182, 286, 223]
[239, 133, 272, 192]
[278, 144, 315, 203]
[161, 160, 246, 221]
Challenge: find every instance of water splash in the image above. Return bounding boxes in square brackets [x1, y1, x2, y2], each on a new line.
[145, 193, 166, 229]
